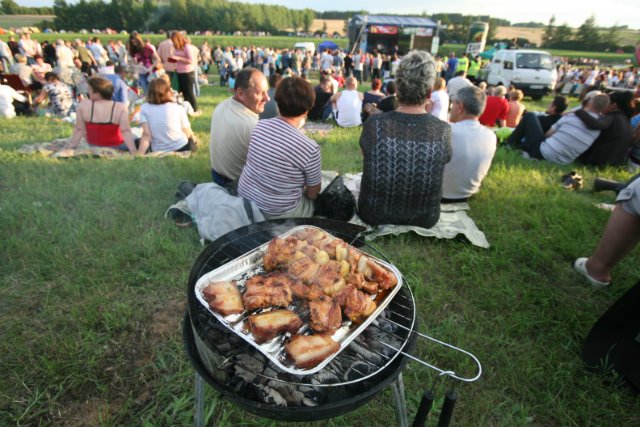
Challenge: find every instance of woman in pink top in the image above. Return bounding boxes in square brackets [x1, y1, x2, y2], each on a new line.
[169, 31, 198, 114]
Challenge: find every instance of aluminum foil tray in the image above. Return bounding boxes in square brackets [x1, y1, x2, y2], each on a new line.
[195, 225, 404, 375]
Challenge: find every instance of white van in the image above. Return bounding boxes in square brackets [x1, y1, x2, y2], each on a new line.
[485, 49, 556, 100]
[293, 42, 315, 55]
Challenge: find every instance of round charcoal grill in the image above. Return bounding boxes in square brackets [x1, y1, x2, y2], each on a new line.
[184, 219, 481, 425]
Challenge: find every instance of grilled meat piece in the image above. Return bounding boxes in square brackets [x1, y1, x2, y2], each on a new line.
[243, 272, 294, 311]
[263, 238, 296, 271]
[309, 295, 342, 332]
[285, 333, 341, 369]
[347, 272, 379, 295]
[357, 256, 398, 290]
[202, 281, 244, 316]
[336, 285, 377, 322]
[287, 256, 320, 284]
[248, 310, 303, 343]
[314, 260, 346, 297]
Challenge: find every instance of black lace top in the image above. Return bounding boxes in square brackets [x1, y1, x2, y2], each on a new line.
[358, 111, 452, 228]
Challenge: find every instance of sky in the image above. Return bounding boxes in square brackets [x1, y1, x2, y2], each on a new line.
[15, 0, 640, 29]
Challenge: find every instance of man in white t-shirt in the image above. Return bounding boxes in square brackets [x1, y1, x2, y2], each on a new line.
[330, 76, 363, 128]
[442, 86, 497, 202]
[209, 67, 269, 188]
[446, 70, 473, 99]
[321, 50, 334, 71]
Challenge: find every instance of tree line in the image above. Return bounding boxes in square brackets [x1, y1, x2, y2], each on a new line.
[1, 0, 53, 15]
[51, 0, 315, 34]
[542, 15, 632, 51]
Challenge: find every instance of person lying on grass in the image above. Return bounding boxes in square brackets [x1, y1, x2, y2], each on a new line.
[64, 76, 137, 153]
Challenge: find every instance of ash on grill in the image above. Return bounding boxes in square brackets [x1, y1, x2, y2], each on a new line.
[196, 308, 405, 408]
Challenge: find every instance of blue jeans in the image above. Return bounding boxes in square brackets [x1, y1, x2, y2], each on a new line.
[138, 73, 149, 94]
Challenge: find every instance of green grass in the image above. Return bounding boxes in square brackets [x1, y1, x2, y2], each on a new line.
[1, 84, 640, 426]
[0, 14, 54, 29]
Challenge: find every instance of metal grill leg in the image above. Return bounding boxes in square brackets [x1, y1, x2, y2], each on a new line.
[390, 373, 408, 427]
[194, 372, 205, 427]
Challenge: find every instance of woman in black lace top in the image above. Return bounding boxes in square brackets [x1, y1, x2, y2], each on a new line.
[358, 50, 452, 228]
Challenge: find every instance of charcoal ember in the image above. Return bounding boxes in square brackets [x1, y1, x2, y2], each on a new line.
[255, 384, 288, 406]
[348, 340, 384, 365]
[267, 381, 310, 406]
[230, 378, 260, 402]
[297, 386, 327, 405]
[344, 361, 374, 382]
[310, 369, 340, 385]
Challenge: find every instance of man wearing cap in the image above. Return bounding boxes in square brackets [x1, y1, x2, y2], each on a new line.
[209, 68, 269, 190]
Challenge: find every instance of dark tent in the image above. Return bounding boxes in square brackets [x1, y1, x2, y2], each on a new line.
[318, 40, 339, 52]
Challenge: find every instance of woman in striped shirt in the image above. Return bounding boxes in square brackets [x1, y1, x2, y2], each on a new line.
[238, 76, 321, 219]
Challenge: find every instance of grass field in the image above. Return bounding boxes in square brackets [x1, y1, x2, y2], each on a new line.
[0, 14, 53, 29]
[495, 26, 640, 49]
[1, 80, 640, 426]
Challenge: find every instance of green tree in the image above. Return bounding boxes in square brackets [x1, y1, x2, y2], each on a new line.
[553, 22, 573, 44]
[542, 15, 556, 47]
[302, 8, 313, 33]
[576, 15, 601, 48]
[1, 0, 21, 14]
[602, 24, 621, 48]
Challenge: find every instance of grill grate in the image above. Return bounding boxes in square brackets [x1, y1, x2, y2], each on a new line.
[194, 278, 416, 387]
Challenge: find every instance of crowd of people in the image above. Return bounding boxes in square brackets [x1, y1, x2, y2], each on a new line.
[2, 32, 640, 286]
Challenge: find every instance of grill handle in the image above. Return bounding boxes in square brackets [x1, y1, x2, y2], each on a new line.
[379, 318, 483, 382]
[411, 389, 435, 427]
[436, 390, 458, 427]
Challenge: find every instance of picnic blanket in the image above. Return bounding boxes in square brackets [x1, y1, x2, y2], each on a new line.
[17, 137, 191, 159]
[339, 173, 490, 248]
[302, 122, 334, 137]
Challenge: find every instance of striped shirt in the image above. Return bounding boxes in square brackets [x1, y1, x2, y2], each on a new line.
[238, 118, 321, 215]
[541, 112, 600, 165]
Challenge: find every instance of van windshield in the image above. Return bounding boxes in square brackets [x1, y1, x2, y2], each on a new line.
[515, 53, 553, 70]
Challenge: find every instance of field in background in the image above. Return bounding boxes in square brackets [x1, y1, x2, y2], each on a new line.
[0, 14, 53, 29]
[496, 25, 640, 48]
[309, 19, 346, 35]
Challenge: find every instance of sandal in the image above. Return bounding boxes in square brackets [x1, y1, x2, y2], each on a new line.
[573, 258, 610, 288]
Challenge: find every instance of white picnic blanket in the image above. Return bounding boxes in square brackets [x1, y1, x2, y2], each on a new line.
[335, 172, 490, 249]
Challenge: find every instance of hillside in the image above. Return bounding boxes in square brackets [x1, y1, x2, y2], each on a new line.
[496, 25, 640, 47]
[309, 19, 347, 36]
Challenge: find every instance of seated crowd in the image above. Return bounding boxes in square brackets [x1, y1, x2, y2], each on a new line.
[3, 33, 640, 288]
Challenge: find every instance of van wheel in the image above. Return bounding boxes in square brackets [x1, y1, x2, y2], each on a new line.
[531, 94, 543, 101]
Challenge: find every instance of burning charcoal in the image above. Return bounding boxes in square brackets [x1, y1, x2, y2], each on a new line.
[348, 340, 384, 365]
[345, 361, 375, 382]
[297, 386, 327, 405]
[268, 382, 307, 406]
[256, 384, 288, 406]
[310, 370, 340, 385]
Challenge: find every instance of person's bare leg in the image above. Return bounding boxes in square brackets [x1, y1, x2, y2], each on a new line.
[585, 205, 640, 283]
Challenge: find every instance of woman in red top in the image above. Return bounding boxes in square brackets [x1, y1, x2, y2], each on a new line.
[169, 31, 199, 114]
[65, 76, 137, 153]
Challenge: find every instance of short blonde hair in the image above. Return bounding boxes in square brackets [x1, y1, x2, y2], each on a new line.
[509, 89, 524, 101]
[433, 77, 446, 91]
